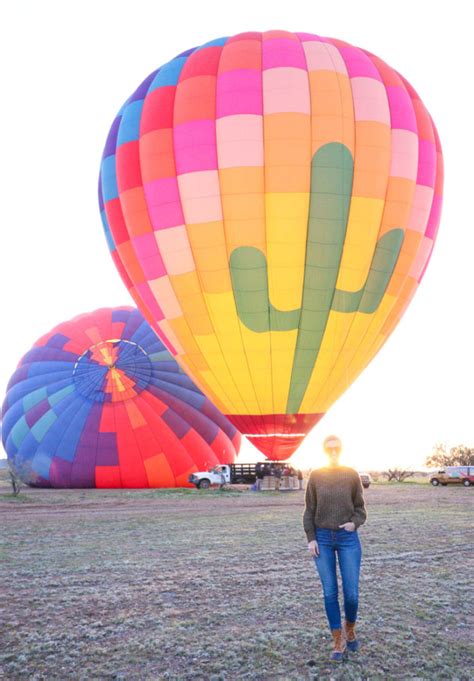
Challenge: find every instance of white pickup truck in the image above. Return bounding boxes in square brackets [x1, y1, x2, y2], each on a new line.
[189, 463, 257, 489]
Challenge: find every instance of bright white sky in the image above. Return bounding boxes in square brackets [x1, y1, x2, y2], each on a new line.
[1, 1, 472, 471]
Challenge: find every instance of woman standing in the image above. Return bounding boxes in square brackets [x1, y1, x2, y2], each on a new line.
[303, 436, 367, 661]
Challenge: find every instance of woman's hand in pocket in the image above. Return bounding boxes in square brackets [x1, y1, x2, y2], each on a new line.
[339, 522, 356, 532]
[308, 540, 319, 557]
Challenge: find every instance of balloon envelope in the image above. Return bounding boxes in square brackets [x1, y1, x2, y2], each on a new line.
[2, 308, 240, 487]
[99, 31, 443, 460]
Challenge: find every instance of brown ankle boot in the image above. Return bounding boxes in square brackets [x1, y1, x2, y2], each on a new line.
[330, 628, 347, 661]
[343, 620, 360, 651]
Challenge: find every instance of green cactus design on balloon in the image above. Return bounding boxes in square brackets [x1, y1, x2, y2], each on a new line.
[229, 143, 404, 413]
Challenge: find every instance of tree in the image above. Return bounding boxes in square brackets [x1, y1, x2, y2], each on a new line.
[6, 459, 26, 496]
[383, 468, 414, 482]
[9, 469, 22, 496]
[426, 443, 474, 468]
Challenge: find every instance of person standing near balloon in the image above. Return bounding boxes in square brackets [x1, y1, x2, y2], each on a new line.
[255, 462, 264, 491]
[303, 436, 367, 661]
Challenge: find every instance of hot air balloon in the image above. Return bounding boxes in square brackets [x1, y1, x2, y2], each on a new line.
[2, 308, 240, 487]
[99, 31, 443, 460]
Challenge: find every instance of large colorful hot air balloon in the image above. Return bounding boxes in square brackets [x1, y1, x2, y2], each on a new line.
[99, 31, 443, 460]
[2, 308, 240, 487]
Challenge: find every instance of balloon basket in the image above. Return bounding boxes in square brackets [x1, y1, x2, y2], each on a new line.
[260, 475, 300, 491]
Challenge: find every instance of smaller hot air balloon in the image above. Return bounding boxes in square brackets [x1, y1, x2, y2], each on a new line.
[1, 308, 240, 488]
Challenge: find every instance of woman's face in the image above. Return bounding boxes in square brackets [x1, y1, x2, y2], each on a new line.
[327, 449, 340, 466]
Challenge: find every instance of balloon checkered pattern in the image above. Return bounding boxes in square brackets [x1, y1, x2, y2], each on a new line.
[99, 31, 443, 459]
[2, 308, 240, 487]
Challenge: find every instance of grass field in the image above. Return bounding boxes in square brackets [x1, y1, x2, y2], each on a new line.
[1, 474, 472, 680]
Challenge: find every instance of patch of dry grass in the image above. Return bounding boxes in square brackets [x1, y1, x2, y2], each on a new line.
[1, 483, 472, 680]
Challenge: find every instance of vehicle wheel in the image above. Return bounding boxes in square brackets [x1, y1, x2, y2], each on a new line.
[463, 479, 471, 487]
[363, 483, 370, 489]
[197, 479, 211, 489]
[431, 479, 439, 486]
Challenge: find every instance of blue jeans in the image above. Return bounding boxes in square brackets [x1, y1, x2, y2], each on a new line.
[313, 527, 362, 630]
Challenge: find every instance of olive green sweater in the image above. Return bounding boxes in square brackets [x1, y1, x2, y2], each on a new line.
[303, 466, 367, 541]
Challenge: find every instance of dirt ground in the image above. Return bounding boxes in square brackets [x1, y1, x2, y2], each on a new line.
[1, 478, 473, 680]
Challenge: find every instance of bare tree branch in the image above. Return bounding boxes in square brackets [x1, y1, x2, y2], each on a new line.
[9, 469, 22, 496]
[383, 468, 415, 482]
